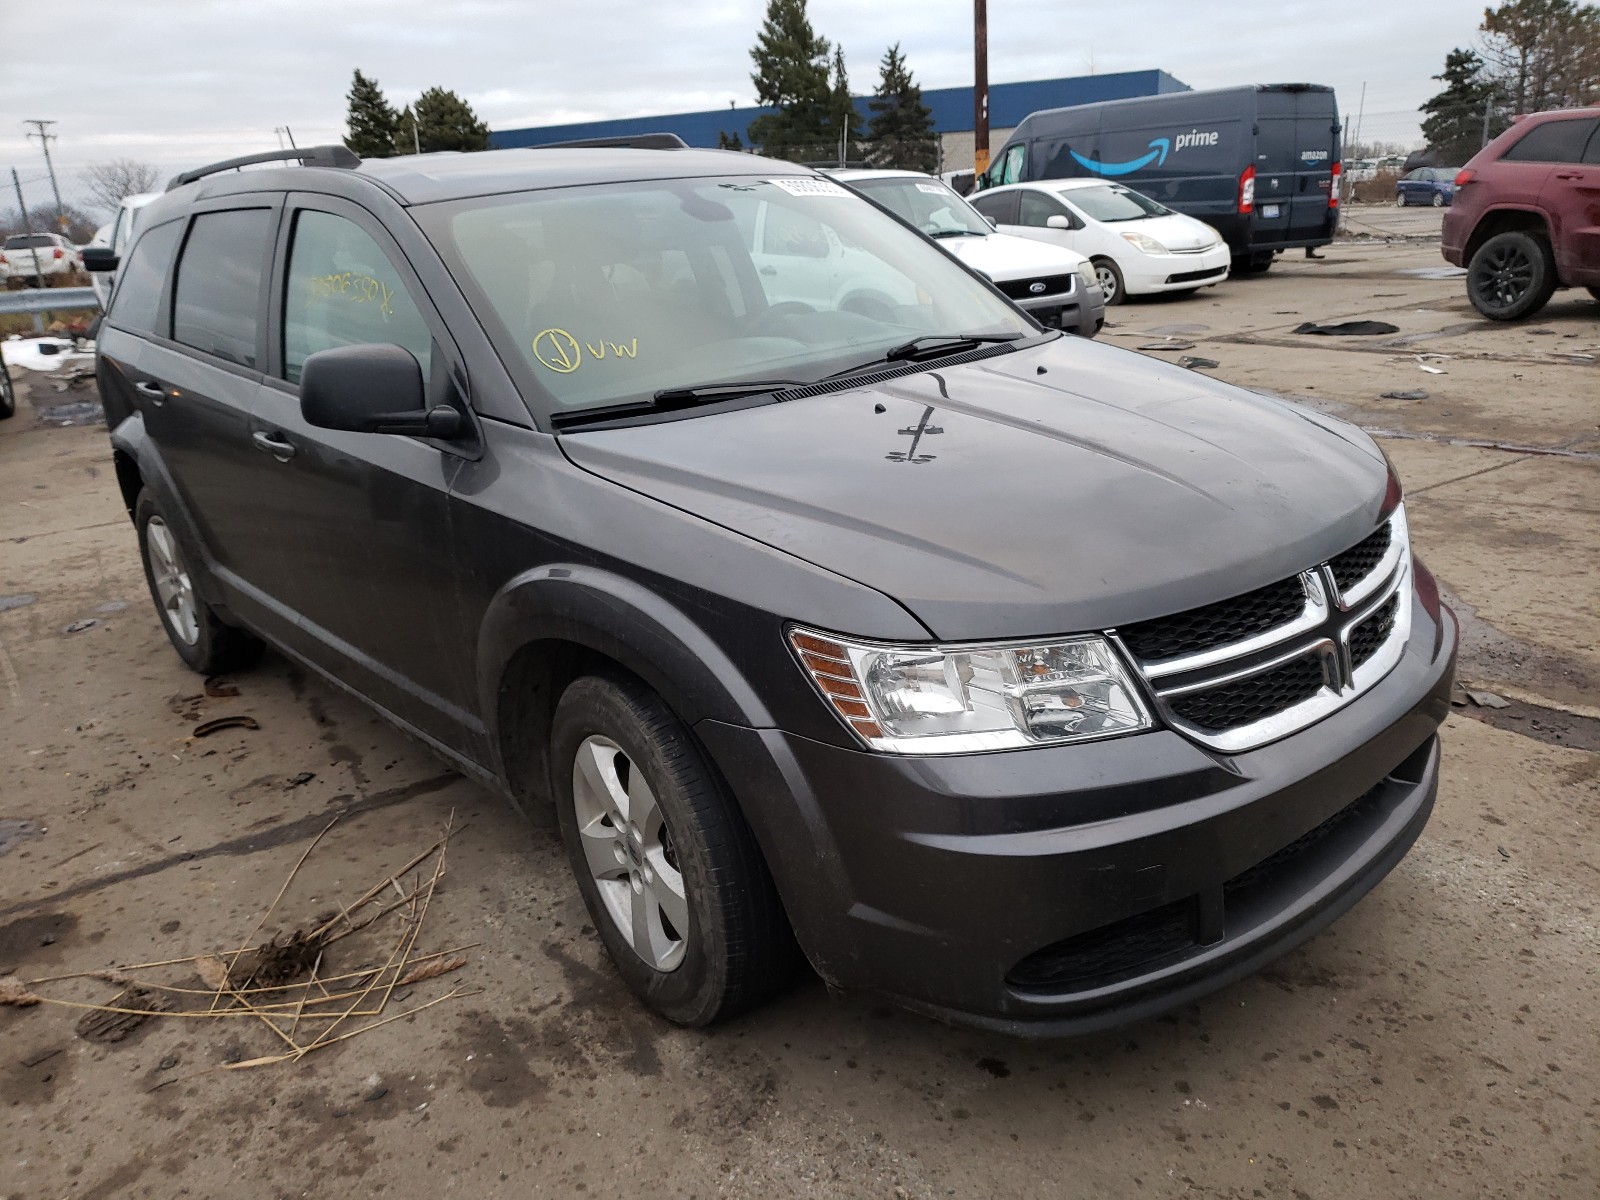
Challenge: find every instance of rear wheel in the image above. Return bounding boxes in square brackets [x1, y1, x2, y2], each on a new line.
[1467, 230, 1557, 321]
[1396, 194, 1408, 207]
[1091, 257, 1125, 305]
[550, 672, 796, 1026]
[1431, 191, 1445, 208]
[1232, 252, 1274, 275]
[134, 490, 262, 674]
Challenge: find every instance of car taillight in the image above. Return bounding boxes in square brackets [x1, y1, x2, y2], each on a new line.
[52, 247, 63, 260]
[0, 253, 7, 265]
[1455, 168, 1475, 187]
[1238, 165, 1255, 214]
[1329, 161, 1341, 208]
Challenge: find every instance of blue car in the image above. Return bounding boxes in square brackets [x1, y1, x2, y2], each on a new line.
[1396, 167, 1459, 207]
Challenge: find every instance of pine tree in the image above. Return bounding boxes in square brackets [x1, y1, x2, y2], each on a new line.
[717, 129, 745, 151]
[747, 0, 833, 161]
[1420, 49, 1505, 164]
[345, 69, 400, 158]
[412, 87, 492, 153]
[866, 44, 938, 173]
[820, 47, 862, 164]
[396, 106, 420, 155]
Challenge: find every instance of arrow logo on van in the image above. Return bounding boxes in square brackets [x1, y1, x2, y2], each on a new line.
[1069, 138, 1171, 177]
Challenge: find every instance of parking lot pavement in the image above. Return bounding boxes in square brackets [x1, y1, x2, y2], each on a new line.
[2, 240, 1597, 1200]
[1337, 202, 1448, 241]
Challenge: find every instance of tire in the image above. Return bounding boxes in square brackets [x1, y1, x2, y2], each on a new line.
[1091, 257, 1125, 305]
[1431, 191, 1445, 208]
[1396, 194, 1408, 207]
[134, 490, 262, 674]
[1232, 252, 1274, 276]
[0, 355, 15, 420]
[550, 672, 795, 1027]
[1587, 287, 1600, 303]
[1466, 230, 1557, 321]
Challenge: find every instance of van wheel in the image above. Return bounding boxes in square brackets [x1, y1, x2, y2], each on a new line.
[1467, 231, 1557, 321]
[550, 672, 795, 1027]
[1091, 258, 1125, 305]
[134, 490, 262, 674]
[1431, 192, 1445, 208]
[1232, 252, 1274, 275]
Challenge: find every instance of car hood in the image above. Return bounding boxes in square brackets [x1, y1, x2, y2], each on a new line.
[560, 337, 1391, 641]
[1116, 213, 1223, 253]
[940, 231, 1088, 278]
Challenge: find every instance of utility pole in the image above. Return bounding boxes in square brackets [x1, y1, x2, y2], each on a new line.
[11, 167, 49, 328]
[1481, 95, 1493, 149]
[282, 125, 296, 149]
[973, 0, 989, 179]
[23, 119, 66, 233]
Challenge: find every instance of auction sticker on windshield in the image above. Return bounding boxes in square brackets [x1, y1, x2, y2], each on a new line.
[769, 178, 850, 198]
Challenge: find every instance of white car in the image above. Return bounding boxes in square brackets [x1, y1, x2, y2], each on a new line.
[0, 232, 82, 288]
[826, 168, 1105, 336]
[970, 179, 1232, 305]
[84, 190, 161, 306]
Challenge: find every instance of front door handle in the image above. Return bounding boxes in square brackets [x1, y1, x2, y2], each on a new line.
[251, 430, 296, 461]
[134, 381, 166, 406]
[1554, 171, 1583, 179]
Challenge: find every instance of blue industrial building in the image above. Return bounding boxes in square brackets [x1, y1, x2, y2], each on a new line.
[492, 69, 1189, 152]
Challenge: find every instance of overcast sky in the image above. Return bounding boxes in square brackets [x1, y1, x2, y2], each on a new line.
[2, 0, 1478, 214]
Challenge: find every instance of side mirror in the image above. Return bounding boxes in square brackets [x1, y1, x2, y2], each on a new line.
[983, 214, 998, 228]
[81, 246, 118, 272]
[300, 344, 461, 438]
[1045, 214, 1074, 230]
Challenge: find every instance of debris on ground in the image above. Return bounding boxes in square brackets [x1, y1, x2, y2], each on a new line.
[192, 715, 260, 737]
[203, 676, 240, 698]
[284, 771, 316, 789]
[1381, 390, 1430, 400]
[14, 815, 476, 1074]
[63, 619, 99, 634]
[1294, 320, 1401, 336]
[1178, 356, 1220, 370]
[1138, 341, 1196, 351]
[1466, 690, 1511, 709]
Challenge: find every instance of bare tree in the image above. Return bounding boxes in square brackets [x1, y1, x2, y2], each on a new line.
[81, 159, 161, 213]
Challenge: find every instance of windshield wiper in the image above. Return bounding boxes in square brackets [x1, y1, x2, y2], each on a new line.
[549, 379, 807, 431]
[929, 228, 985, 238]
[825, 332, 1027, 379]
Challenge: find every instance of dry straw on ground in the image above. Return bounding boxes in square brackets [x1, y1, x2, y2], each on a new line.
[3, 813, 478, 1074]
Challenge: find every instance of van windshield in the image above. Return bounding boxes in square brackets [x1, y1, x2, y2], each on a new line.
[1063, 185, 1171, 223]
[421, 174, 1031, 418]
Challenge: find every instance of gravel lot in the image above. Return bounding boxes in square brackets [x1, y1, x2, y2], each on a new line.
[2, 230, 1597, 1200]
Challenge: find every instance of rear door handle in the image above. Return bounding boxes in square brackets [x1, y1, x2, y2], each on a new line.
[251, 430, 296, 461]
[1554, 171, 1583, 179]
[134, 381, 166, 406]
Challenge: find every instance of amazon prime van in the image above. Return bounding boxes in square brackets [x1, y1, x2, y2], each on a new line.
[979, 84, 1341, 273]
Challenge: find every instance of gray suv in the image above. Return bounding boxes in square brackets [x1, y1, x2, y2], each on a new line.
[94, 144, 1457, 1035]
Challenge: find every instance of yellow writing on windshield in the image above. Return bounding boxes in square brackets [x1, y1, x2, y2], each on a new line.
[533, 327, 638, 373]
[307, 271, 396, 318]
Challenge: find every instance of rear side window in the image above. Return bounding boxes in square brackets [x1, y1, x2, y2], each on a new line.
[282, 210, 433, 385]
[106, 220, 181, 335]
[172, 209, 273, 368]
[1501, 118, 1599, 164]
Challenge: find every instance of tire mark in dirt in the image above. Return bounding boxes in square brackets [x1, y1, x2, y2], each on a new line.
[0, 772, 460, 920]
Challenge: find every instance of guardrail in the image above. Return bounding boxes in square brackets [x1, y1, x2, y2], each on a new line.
[0, 287, 101, 315]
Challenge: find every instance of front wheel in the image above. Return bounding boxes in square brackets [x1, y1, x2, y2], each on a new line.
[134, 490, 262, 674]
[1467, 230, 1557, 321]
[550, 673, 795, 1026]
[1396, 194, 1408, 207]
[1431, 191, 1445, 208]
[1091, 257, 1125, 305]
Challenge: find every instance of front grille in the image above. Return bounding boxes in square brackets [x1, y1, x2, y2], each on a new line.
[1349, 594, 1400, 670]
[1167, 652, 1327, 732]
[1119, 575, 1307, 662]
[1165, 266, 1228, 284]
[1329, 524, 1391, 594]
[996, 274, 1072, 300]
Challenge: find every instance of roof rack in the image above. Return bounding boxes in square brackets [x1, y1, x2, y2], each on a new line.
[166, 145, 362, 191]
[528, 133, 689, 151]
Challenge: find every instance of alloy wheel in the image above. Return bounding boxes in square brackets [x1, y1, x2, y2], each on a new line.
[1470, 242, 1535, 312]
[1095, 263, 1120, 303]
[570, 734, 688, 971]
[145, 516, 199, 645]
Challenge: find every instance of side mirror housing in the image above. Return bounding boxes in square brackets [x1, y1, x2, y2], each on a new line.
[1045, 214, 1074, 231]
[300, 344, 461, 438]
[983, 214, 998, 228]
[81, 246, 119, 272]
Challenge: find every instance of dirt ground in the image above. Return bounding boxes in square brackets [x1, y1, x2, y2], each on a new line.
[2, 216, 1597, 1200]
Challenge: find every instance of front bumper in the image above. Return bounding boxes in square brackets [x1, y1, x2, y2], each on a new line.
[698, 583, 1456, 1035]
[1125, 245, 1232, 295]
[1017, 286, 1104, 338]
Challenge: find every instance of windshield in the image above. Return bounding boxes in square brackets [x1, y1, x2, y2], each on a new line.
[1061, 185, 1171, 223]
[421, 174, 1031, 418]
[846, 176, 994, 237]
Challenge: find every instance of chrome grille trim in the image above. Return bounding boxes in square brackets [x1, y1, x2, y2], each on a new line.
[1111, 510, 1411, 753]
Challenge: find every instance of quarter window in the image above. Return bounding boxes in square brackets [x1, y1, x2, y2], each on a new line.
[1501, 118, 1599, 164]
[282, 210, 432, 385]
[172, 209, 274, 368]
[106, 220, 181, 335]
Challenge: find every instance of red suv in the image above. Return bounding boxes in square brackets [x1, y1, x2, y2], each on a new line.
[1443, 108, 1600, 320]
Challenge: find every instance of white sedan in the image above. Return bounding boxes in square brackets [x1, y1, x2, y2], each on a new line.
[970, 179, 1231, 305]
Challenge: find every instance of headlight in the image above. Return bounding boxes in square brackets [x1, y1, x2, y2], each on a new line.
[1121, 231, 1170, 254]
[790, 629, 1153, 754]
[1076, 260, 1098, 292]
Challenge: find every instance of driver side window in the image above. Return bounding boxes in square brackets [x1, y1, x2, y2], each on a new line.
[282, 210, 433, 385]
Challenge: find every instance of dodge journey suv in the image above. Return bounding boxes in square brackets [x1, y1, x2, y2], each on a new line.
[94, 144, 1457, 1035]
